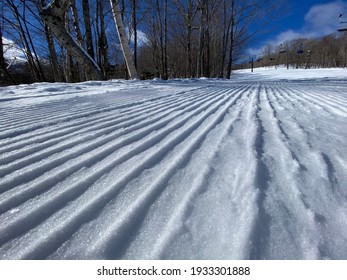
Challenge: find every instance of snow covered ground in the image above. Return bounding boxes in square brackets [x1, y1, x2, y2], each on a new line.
[0, 68, 347, 260]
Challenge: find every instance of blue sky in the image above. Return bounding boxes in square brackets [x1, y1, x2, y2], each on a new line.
[3, 0, 346, 63]
[248, 0, 347, 56]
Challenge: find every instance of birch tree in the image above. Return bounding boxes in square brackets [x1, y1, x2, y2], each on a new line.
[39, 0, 62, 81]
[109, 0, 139, 79]
[41, 0, 104, 80]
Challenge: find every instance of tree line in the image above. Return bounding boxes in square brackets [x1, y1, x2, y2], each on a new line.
[236, 33, 347, 70]
[1, 0, 283, 85]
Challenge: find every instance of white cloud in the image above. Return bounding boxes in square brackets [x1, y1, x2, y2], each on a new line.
[126, 28, 149, 46]
[247, 0, 347, 56]
[2, 37, 27, 62]
[267, 30, 302, 47]
[303, 0, 346, 36]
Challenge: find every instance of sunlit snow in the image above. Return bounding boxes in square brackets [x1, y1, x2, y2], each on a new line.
[0, 68, 346, 260]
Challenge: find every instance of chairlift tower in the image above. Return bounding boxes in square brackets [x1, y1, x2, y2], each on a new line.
[338, 14, 347, 68]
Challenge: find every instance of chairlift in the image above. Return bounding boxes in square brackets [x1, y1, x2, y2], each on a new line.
[338, 14, 347, 32]
[269, 57, 275, 61]
[279, 44, 287, 54]
[297, 44, 304, 55]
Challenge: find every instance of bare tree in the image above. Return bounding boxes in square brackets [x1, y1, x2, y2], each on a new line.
[41, 0, 104, 80]
[172, 0, 199, 77]
[5, 0, 46, 81]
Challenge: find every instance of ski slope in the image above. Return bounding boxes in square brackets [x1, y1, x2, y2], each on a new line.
[0, 68, 347, 260]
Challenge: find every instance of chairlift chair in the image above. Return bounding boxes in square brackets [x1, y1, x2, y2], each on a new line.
[279, 44, 287, 54]
[338, 14, 347, 32]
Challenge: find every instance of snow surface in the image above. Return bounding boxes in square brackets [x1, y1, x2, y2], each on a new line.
[0, 68, 347, 260]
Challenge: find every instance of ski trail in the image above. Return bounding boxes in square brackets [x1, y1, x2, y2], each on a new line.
[144, 86, 260, 260]
[0, 86, 245, 259]
[252, 84, 321, 259]
[281, 85, 342, 117]
[266, 83, 347, 259]
[0, 90, 187, 154]
[0, 86, 222, 180]
[0, 86, 205, 146]
[95, 84, 259, 260]
[1, 75, 346, 260]
[288, 87, 347, 117]
[0, 86, 193, 140]
[0, 86, 213, 169]
[81, 86, 247, 259]
[0, 88, 228, 214]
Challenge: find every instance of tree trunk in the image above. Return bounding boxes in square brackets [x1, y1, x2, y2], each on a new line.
[219, 0, 227, 78]
[63, 11, 74, 82]
[226, 0, 235, 79]
[132, 0, 137, 69]
[197, 0, 210, 77]
[41, 0, 104, 81]
[97, 0, 108, 76]
[155, 0, 166, 79]
[203, 0, 210, 77]
[0, 27, 4, 68]
[44, 24, 63, 81]
[186, 0, 193, 77]
[109, 0, 139, 79]
[70, 0, 86, 81]
[82, 0, 95, 60]
[163, 0, 168, 79]
[40, 0, 62, 82]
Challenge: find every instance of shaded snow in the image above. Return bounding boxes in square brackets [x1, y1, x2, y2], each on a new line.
[0, 68, 347, 260]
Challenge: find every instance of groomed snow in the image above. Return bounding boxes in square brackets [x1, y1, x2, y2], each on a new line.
[0, 68, 346, 260]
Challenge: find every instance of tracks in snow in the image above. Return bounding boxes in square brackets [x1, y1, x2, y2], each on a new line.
[0, 79, 346, 260]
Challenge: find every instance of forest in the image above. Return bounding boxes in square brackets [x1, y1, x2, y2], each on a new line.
[0, 0, 346, 85]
